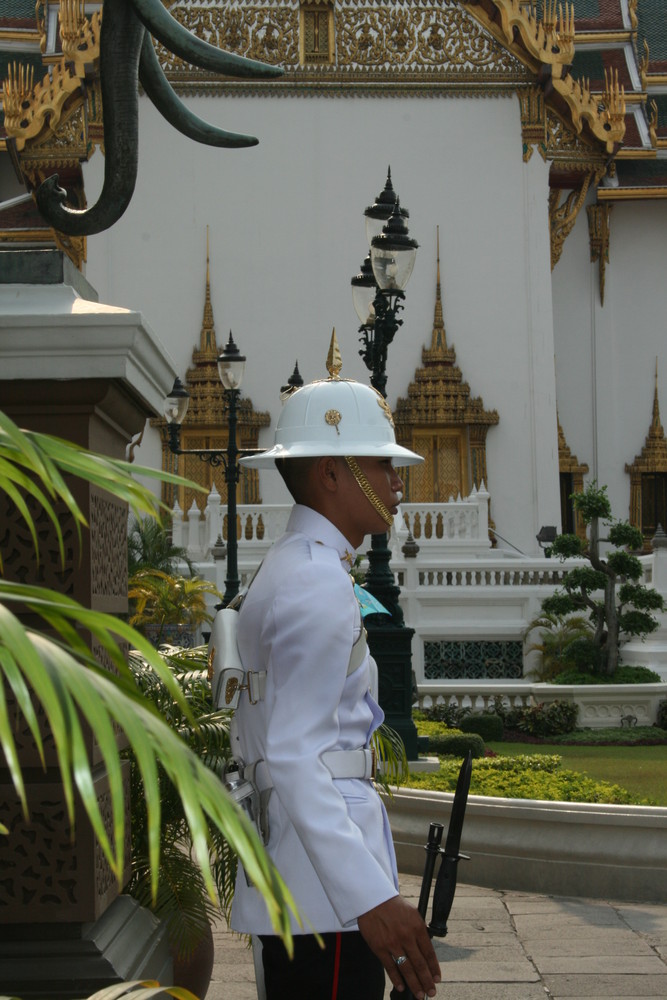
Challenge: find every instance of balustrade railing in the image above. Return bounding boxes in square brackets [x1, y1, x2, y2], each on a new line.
[169, 489, 667, 685]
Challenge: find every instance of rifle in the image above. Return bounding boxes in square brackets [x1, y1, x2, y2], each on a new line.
[390, 751, 472, 999]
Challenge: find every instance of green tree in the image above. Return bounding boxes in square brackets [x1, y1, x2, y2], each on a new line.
[541, 482, 665, 676]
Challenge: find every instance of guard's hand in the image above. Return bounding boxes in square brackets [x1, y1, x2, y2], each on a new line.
[357, 895, 441, 998]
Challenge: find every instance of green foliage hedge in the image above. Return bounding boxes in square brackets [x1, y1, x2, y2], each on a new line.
[405, 754, 650, 804]
[415, 721, 485, 758]
[550, 726, 667, 745]
[417, 699, 580, 739]
[459, 713, 504, 741]
[515, 700, 579, 736]
[553, 665, 662, 685]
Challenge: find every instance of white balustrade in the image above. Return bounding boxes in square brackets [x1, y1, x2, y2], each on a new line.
[170, 488, 667, 686]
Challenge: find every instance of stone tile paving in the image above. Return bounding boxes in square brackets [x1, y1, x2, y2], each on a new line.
[207, 876, 667, 1000]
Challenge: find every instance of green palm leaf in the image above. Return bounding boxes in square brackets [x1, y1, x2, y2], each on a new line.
[0, 409, 298, 952]
[0, 612, 299, 940]
[86, 984, 199, 1000]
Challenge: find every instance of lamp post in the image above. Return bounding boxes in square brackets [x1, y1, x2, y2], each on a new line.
[351, 167, 420, 758]
[164, 330, 254, 607]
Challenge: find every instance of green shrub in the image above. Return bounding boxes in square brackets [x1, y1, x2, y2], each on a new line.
[553, 665, 661, 685]
[426, 732, 485, 758]
[405, 754, 651, 804]
[486, 696, 523, 732]
[459, 713, 504, 742]
[414, 717, 485, 758]
[523, 611, 594, 681]
[612, 665, 662, 683]
[417, 702, 468, 727]
[658, 700, 667, 730]
[516, 700, 578, 737]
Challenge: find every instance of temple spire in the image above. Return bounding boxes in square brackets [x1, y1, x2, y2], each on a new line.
[430, 225, 447, 353]
[651, 357, 663, 439]
[198, 225, 217, 358]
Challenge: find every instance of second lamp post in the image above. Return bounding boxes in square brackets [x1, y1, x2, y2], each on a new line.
[351, 167, 420, 759]
[164, 331, 249, 607]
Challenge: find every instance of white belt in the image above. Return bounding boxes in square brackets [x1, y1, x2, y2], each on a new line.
[250, 746, 376, 792]
[323, 746, 377, 781]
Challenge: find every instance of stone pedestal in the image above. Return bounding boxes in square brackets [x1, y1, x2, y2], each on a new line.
[0, 250, 177, 995]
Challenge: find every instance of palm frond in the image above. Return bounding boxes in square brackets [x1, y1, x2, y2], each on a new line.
[85, 984, 199, 1000]
[128, 514, 194, 577]
[0, 617, 299, 941]
[1, 410, 298, 955]
[372, 723, 409, 792]
[0, 414, 198, 571]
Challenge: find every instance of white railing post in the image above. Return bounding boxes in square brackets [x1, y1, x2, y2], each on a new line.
[171, 500, 183, 549]
[204, 483, 223, 556]
[476, 480, 489, 540]
[186, 499, 202, 560]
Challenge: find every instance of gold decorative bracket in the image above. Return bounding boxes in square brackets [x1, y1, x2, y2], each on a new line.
[587, 203, 612, 306]
[470, 0, 575, 69]
[467, 3, 625, 153]
[549, 170, 595, 270]
[519, 85, 547, 162]
[3, 8, 101, 152]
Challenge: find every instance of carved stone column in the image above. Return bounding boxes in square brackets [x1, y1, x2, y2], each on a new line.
[0, 249, 175, 998]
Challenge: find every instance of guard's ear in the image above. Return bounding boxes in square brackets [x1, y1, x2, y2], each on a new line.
[316, 455, 340, 493]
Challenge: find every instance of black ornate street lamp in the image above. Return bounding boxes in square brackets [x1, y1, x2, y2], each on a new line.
[351, 167, 420, 758]
[164, 330, 255, 607]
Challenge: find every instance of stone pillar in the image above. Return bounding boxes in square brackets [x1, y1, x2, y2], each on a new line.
[0, 250, 177, 998]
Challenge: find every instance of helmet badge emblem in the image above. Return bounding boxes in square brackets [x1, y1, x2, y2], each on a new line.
[325, 409, 342, 434]
[376, 394, 395, 427]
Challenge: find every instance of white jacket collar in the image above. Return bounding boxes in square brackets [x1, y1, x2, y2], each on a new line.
[287, 505, 357, 567]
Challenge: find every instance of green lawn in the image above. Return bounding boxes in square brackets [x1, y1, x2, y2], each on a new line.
[487, 742, 667, 806]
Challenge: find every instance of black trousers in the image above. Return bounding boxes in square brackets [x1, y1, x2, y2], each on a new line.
[259, 930, 385, 1000]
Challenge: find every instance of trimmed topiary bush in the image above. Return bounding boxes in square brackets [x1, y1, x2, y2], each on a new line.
[426, 732, 485, 759]
[459, 713, 504, 742]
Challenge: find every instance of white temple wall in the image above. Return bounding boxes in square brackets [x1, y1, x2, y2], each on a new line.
[553, 197, 667, 523]
[84, 89, 560, 554]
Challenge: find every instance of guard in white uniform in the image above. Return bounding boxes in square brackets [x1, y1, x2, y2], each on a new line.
[225, 335, 441, 1000]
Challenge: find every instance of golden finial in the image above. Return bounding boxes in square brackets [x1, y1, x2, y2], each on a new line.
[326, 328, 342, 379]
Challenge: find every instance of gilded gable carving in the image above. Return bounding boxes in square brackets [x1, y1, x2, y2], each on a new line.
[159, 1, 528, 85]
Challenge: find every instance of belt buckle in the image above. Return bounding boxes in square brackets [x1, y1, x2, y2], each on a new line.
[370, 746, 377, 780]
[245, 671, 260, 706]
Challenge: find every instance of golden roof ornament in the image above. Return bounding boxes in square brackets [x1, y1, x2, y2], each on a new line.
[326, 328, 342, 380]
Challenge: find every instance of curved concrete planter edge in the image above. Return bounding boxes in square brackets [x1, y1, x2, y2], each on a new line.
[387, 787, 667, 903]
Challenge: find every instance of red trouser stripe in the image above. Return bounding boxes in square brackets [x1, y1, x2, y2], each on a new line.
[330, 931, 342, 999]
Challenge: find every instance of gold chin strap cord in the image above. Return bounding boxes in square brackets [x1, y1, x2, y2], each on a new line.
[345, 456, 394, 528]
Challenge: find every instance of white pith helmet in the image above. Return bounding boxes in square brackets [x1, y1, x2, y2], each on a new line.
[240, 331, 423, 469]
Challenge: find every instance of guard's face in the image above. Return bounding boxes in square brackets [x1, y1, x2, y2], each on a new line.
[340, 456, 404, 540]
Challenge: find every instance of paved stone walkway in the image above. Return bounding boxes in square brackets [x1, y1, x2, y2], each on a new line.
[208, 874, 667, 999]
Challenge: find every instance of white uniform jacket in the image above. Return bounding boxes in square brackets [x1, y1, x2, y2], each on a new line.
[230, 504, 399, 935]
